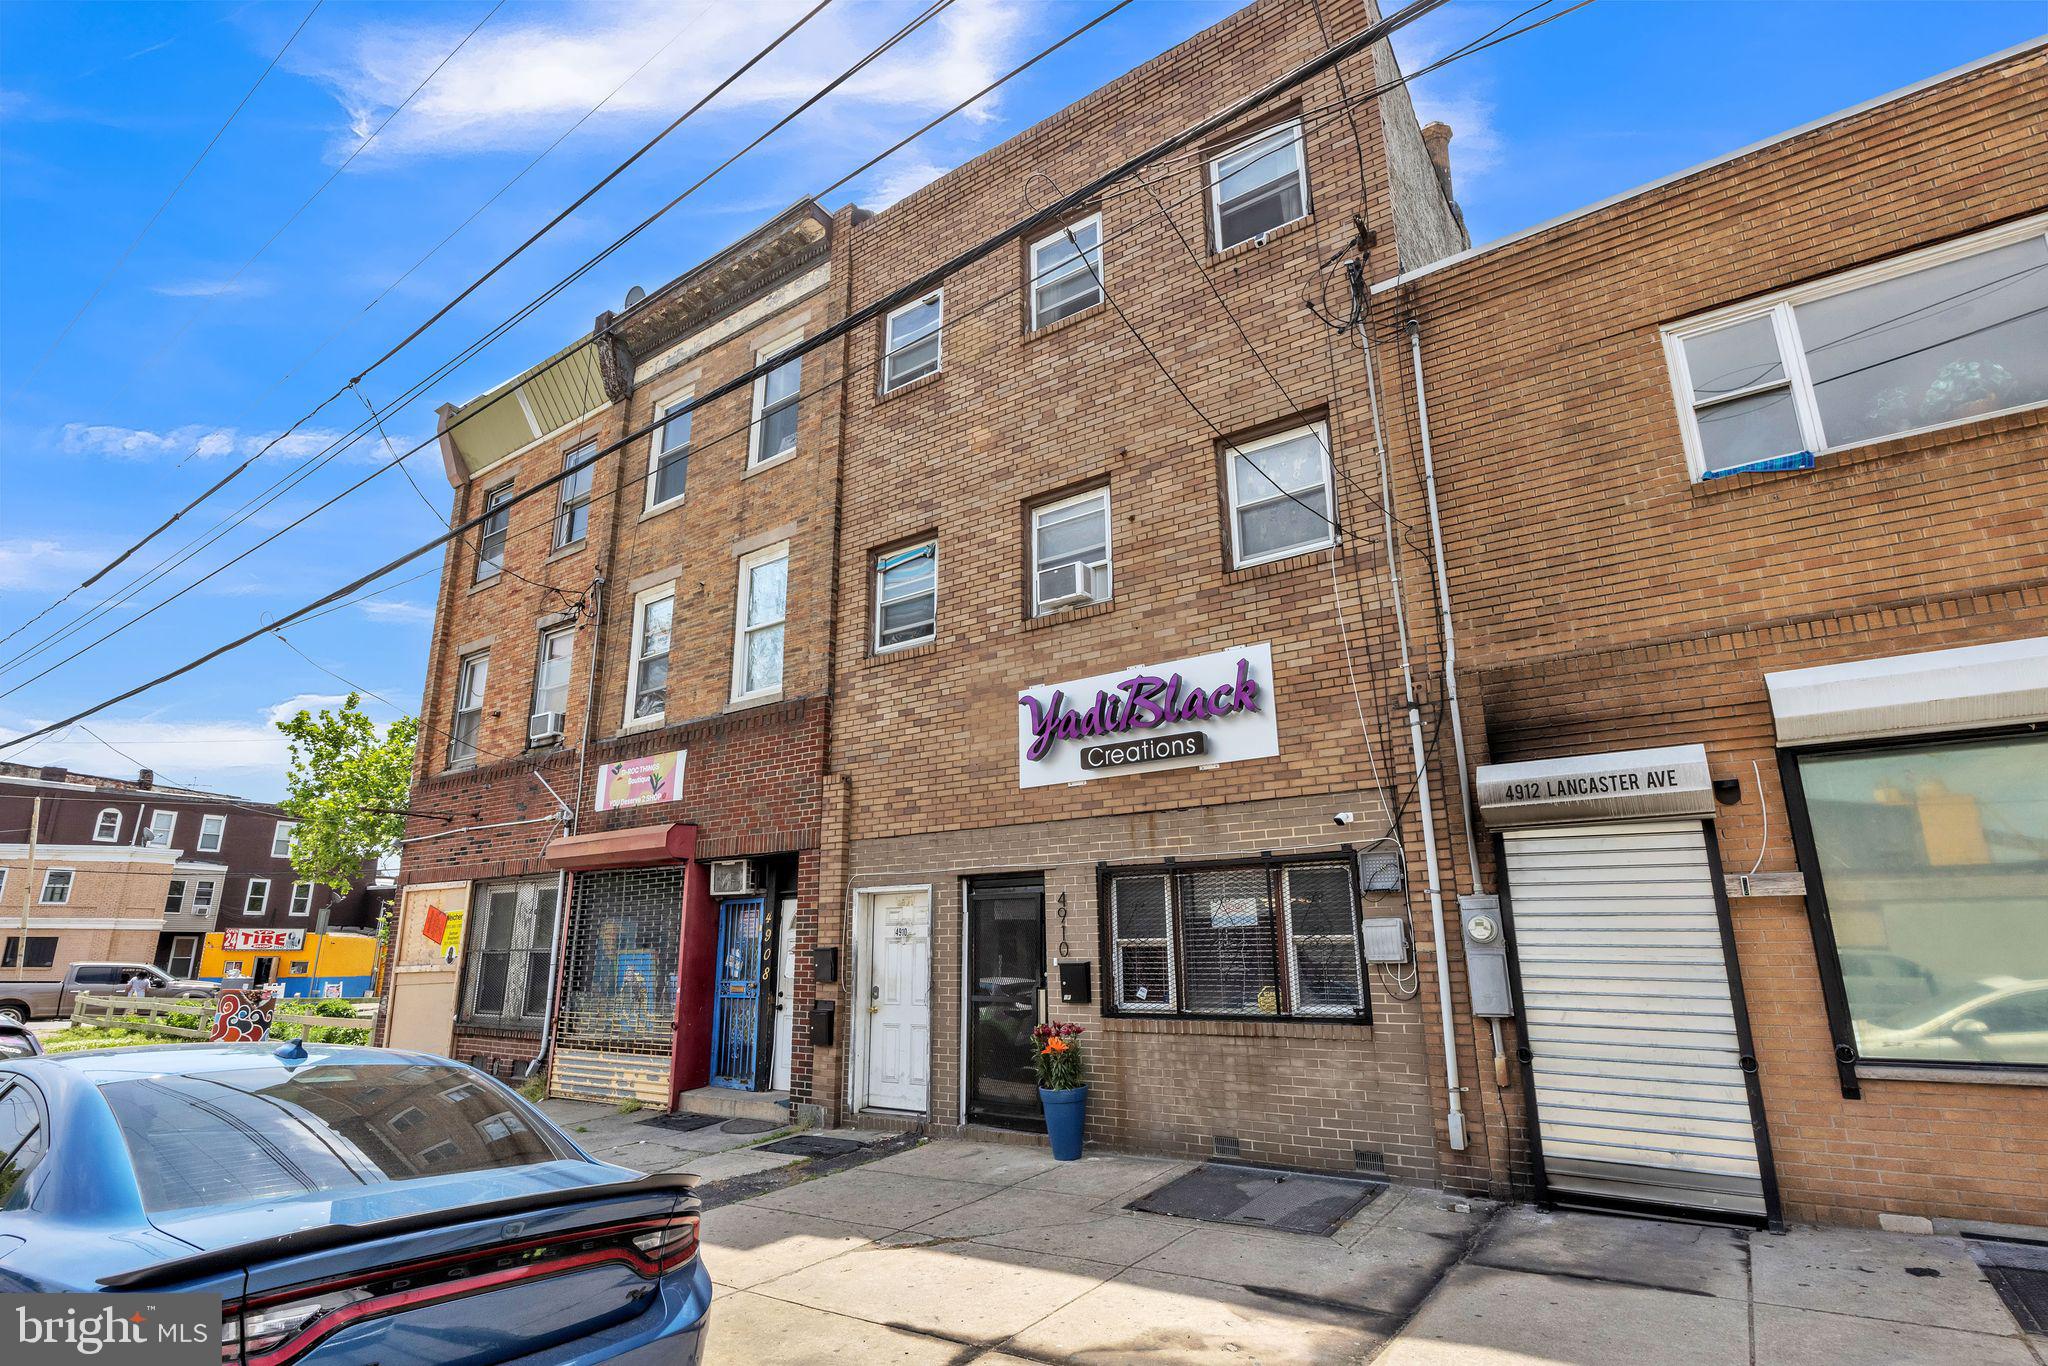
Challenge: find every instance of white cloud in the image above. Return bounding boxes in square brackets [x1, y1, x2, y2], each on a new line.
[358, 599, 435, 624]
[1389, 7, 1506, 181]
[265, 693, 353, 726]
[149, 276, 269, 299]
[868, 154, 953, 209]
[0, 538, 106, 593]
[58, 421, 427, 465]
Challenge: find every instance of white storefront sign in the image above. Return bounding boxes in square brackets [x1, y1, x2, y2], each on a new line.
[1017, 643, 1280, 788]
[221, 927, 306, 953]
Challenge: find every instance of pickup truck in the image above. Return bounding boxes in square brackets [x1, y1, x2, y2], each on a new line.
[0, 961, 218, 1023]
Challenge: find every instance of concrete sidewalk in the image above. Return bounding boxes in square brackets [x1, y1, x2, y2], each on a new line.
[660, 1138, 2045, 1365]
[540, 1096, 894, 1186]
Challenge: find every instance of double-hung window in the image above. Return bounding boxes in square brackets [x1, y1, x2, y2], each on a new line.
[625, 587, 674, 726]
[197, 813, 225, 853]
[448, 652, 489, 767]
[1030, 488, 1111, 614]
[93, 809, 120, 842]
[39, 870, 73, 906]
[873, 541, 936, 652]
[1029, 215, 1102, 329]
[461, 877, 560, 1029]
[475, 483, 513, 581]
[1664, 214, 2048, 479]
[530, 626, 573, 735]
[1225, 422, 1336, 568]
[732, 543, 788, 701]
[1209, 120, 1308, 251]
[1102, 857, 1366, 1019]
[192, 880, 216, 915]
[647, 399, 691, 510]
[143, 811, 176, 848]
[271, 822, 296, 860]
[882, 292, 943, 391]
[244, 878, 270, 917]
[750, 343, 802, 466]
[289, 882, 314, 917]
[2, 936, 55, 970]
[554, 443, 594, 549]
[165, 879, 187, 915]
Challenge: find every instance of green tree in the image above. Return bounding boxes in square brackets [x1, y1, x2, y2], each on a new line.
[276, 694, 418, 895]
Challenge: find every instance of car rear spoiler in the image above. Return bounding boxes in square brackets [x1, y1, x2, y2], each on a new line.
[100, 1171, 700, 1290]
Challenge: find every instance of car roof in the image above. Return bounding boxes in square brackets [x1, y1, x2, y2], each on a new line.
[30, 1043, 464, 1085]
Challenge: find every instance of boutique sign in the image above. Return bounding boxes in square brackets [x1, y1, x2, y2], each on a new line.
[1017, 643, 1280, 788]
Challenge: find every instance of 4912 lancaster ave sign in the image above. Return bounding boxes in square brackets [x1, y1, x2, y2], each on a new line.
[1017, 643, 1279, 788]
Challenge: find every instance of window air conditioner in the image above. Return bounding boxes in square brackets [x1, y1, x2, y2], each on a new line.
[528, 711, 566, 743]
[710, 860, 759, 897]
[1037, 561, 1103, 610]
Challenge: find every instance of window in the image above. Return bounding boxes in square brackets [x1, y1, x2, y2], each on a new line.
[873, 541, 936, 652]
[460, 877, 561, 1029]
[1030, 488, 1111, 614]
[197, 813, 225, 853]
[882, 291, 943, 391]
[475, 482, 513, 581]
[1029, 215, 1102, 329]
[165, 879, 188, 915]
[1664, 216, 2048, 478]
[1225, 422, 1336, 567]
[143, 810, 177, 848]
[1790, 730, 2048, 1070]
[289, 882, 314, 917]
[530, 626, 574, 732]
[0, 869, 6, 901]
[38, 869, 73, 905]
[1, 937, 56, 970]
[167, 936, 199, 978]
[245, 878, 270, 917]
[1101, 857, 1366, 1020]
[192, 880, 216, 915]
[93, 808, 121, 842]
[732, 544, 788, 701]
[625, 587, 674, 726]
[646, 398, 692, 510]
[289, 960, 310, 975]
[448, 651, 489, 767]
[749, 342, 802, 466]
[553, 442, 594, 549]
[271, 822, 296, 859]
[1209, 119, 1308, 251]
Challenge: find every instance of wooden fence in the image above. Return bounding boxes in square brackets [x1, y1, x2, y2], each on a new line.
[71, 994, 380, 1040]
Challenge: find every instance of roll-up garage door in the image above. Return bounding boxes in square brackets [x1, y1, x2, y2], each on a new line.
[1503, 820, 1767, 1220]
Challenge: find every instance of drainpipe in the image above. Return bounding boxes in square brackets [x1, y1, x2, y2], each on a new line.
[1350, 262, 1466, 1151]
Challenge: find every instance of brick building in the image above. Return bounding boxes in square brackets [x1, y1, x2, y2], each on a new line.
[1368, 39, 2047, 1227]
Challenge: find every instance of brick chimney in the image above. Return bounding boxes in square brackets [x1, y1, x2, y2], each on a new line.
[137, 768, 155, 789]
[1421, 121, 1456, 203]
[38, 765, 67, 782]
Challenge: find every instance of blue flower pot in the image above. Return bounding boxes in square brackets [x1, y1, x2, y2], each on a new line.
[1039, 1084, 1088, 1161]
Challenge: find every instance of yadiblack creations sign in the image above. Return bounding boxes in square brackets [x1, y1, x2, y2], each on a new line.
[1017, 643, 1280, 788]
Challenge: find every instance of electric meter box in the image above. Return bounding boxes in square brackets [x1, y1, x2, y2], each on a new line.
[1358, 916, 1411, 964]
[1459, 894, 1514, 1017]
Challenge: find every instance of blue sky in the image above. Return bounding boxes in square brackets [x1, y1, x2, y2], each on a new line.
[1, 0, 2039, 799]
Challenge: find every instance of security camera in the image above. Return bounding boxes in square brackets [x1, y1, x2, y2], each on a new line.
[1333, 811, 1357, 826]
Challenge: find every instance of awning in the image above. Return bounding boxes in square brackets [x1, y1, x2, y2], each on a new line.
[543, 822, 697, 871]
[1764, 636, 2048, 747]
[1476, 744, 1715, 828]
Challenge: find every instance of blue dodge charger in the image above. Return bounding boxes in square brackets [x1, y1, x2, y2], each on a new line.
[0, 1043, 710, 1363]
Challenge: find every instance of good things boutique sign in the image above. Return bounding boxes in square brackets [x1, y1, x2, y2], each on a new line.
[1018, 643, 1280, 788]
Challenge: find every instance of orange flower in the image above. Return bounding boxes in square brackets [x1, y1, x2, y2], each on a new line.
[1042, 1037, 1070, 1053]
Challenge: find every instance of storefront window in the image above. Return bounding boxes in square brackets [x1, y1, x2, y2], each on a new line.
[461, 877, 560, 1030]
[1798, 732, 2048, 1068]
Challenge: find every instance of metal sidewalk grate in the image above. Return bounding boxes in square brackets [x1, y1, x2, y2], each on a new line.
[1969, 1237, 2048, 1335]
[1126, 1161, 1384, 1236]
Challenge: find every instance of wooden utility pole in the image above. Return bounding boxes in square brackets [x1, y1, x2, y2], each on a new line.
[16, 795, 40, 980]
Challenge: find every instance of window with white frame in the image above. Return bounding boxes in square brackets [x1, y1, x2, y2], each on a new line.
[39, 869, 73, 905]
[289, 882, 314, 917]
[244, 878, 270, 917]
[1209, 119, 1308, 251]
[143, 810, 177, 848]
[554, 443, 594, 548]
[0, 869, 7, 902]
[92, 808, 121, 841]
[530, 626, 574, 734]
[1029, 215, 1102, 329]
[625, 586, 674, 726]
[1103, 858, 1365, 1019]
[647, 398, 691, 510]
[448, 651, 489, 767]
[270, 822, 296, 860]
[873, 541, 936, 651]
[1665, 215, 2048, 479]
[732, 543, 788, 701]
[459, 876, 560, 1029]
[197, 813, 225, 854]
[475, 482, 513, 581]
[165, 879, 187, 915]
[167, 936, 199, 978]
[882, 291, 943, 391]
[1030, 488, 1111, 614]
[1225, 422, 1336, 567]
[192, 880, 216, 915]
[750, 343, 802, 466]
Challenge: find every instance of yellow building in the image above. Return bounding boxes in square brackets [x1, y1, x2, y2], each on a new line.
[200, 927, 377, 998]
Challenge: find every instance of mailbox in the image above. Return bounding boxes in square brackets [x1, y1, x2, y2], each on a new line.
[1056, 960, 1092, 1005]
[807, 998, 836, 1048]
[813, 946, 840, 984]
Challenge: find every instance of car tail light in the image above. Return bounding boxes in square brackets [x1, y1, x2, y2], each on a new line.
[629, 1214, 700, 1273]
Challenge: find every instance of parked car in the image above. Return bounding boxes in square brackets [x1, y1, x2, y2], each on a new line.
[0, 961, 218, 1023]
[0, 1044, 710, 1363]
[1856, 976, 2048, 1065]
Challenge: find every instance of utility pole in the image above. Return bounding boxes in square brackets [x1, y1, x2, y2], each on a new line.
[16, 795, 40, 980]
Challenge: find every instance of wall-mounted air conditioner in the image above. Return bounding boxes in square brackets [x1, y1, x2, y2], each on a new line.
[1036, 561, 1105, 611]
[528, 712, 566, 744]
[710, 860, 759, 897]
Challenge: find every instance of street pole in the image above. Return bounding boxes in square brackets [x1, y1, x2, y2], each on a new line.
[17, 795, 40, 980]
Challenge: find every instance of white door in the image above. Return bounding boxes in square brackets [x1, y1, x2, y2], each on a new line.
[1504, 820, 1767, 1219]
[862, 890, 930, 1112]
[771, 897, 797, 1092]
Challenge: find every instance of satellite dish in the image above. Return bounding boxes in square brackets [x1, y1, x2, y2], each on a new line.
[624, 284, 646, 309]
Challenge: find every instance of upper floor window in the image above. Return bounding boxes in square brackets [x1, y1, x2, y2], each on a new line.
[1664, 215, 2048, 479]
[289, 882, 315, 917]
[448, 651, 489, 768]
[93, 808, 121, 842]
[530, 626, 574, 739]
[1029, 215, 1102, 329]
[1225, 422, 1336, 568]
[271, 822, 296, 860]
[143, 810, 176, 848]
[554, 444, 594, 549]
[626, 586, 674, 726]
[245, 878, 270, 917]
[1030, 488, 1111, 614]
[882, 292, 943, 391]
[192, 879, 216, 914]
[647, 399, 691, 511]
[197, 813, 225, 854]
[873, 541, 937, 652]
[732, 543, 788, 701]
[750, 343, 802, 466]
[39, 869, 73, 905]
[475, 482, 513, 582]
[165, 879, 188, 915]
[1209, 120, 1308, 251]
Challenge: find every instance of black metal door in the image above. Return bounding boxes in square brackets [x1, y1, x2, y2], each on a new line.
[966, 877, 1046, 1130]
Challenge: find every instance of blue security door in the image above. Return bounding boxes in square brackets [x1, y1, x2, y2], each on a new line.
[710, 898, 766, 1089]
